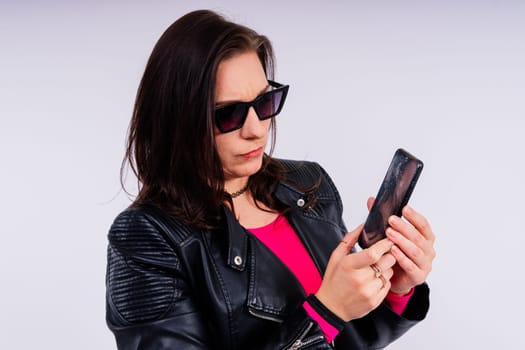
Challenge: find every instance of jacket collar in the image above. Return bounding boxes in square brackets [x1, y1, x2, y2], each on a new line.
[223, 179, 344, 322]
[223, 207, 249, 271]
[222, 180, 309, 272]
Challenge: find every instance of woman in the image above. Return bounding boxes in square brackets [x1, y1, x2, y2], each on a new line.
[106, 9, 435, 349]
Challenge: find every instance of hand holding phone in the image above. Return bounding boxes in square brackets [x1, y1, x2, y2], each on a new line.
[358, 149, 424, 249]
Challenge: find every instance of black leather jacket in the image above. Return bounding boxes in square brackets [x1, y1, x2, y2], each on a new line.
[106, 159, 429, 349]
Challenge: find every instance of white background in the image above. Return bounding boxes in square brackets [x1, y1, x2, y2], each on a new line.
[1, 1, 524, 349]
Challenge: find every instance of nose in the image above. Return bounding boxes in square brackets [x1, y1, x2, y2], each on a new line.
[240, 106, 269, 139]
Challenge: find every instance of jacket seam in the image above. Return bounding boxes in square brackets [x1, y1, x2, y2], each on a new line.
[299, 209, 345, 233]
[318, 164, 344, 215]
[201, 230, 236, 348]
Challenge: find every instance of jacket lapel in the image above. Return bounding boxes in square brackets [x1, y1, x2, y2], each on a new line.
[274, 182, 345, 276]
[222, 206, 304, 322]
[221, 180, 344, 323]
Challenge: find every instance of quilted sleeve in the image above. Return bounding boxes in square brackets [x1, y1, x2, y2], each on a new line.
[105, 208, 211, 349]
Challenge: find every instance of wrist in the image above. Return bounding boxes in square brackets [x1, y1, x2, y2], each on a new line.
[307, 294, 346, 331]
[389, 287, 413, 296]
[314, 290, 349, 322]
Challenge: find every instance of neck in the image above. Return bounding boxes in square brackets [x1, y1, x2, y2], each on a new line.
[224, 177, 250, 198]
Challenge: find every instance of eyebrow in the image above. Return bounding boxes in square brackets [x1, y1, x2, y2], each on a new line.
[215, 83, 270, 108]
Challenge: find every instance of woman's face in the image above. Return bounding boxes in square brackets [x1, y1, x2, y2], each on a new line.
[214, 51, 271, 183]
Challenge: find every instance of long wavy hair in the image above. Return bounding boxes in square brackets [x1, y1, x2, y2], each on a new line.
[122, 10, 292, 229]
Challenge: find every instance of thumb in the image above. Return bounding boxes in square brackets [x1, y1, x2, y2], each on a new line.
[367, 197, 375, 212]
[345, 224, 363, 247]
[332, 224, 363, 260]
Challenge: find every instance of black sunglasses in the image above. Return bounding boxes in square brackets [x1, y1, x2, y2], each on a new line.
[214, 80, 289, 133]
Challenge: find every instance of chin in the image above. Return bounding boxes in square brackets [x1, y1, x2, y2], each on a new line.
[242, 158, 264, 176]
[227, 157, 264, 179]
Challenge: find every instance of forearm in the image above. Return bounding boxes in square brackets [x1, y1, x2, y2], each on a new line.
[338, 283, 430, 348]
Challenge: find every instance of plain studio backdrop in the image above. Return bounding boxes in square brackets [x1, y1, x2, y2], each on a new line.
[1, 1, 524, 349]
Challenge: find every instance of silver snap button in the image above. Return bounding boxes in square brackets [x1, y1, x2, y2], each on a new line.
[234, 256, 242, 266]
[297, 198, 305, 207]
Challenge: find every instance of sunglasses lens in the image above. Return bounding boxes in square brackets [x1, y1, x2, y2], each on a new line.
[215, 104, 247, 132]
[255, 90, 284, 119]
[214, 83, 288, 133]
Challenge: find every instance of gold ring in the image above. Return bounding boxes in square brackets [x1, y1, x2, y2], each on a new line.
[370, 263, 382, 278]
[378, 274, 387, 289]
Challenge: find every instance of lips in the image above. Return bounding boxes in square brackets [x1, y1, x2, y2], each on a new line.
[241, 146, 263, 158]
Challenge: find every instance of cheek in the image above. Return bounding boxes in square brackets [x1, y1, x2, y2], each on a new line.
[214, 134, 234, 162]
[261, 118, 272, 135]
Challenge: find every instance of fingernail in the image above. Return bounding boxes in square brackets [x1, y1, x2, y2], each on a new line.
[388, 216, 398, 225]
[404, 205, 412, 215]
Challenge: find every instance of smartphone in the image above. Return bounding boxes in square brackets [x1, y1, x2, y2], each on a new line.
[358, 148, 424, 249]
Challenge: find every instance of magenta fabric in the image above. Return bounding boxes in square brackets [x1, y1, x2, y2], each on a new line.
[248, 214, 411, 342]
[248, 215, 338, 341]
[385, 288, 414, 314]
[248, 214, 322, 295]
[302, 300, 340, 343]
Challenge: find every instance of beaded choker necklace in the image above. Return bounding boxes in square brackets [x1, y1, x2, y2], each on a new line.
[229, 184, 249, 198]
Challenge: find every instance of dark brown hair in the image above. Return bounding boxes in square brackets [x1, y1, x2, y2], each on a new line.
[122, 10, 290, 228]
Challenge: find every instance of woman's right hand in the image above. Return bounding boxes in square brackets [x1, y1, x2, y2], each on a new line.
[315, 224, 396, 322]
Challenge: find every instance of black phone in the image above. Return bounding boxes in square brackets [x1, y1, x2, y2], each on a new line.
[358, 148, 424, 249]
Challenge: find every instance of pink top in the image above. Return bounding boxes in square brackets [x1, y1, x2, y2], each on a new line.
[249, 215, 322, 294]
[248, 214, 412, 343]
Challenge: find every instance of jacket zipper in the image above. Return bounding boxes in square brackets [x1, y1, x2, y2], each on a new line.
[248, 308, 284, 323]
[285, 321, 325, 350]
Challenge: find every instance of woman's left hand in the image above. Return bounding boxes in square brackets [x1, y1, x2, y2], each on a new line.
[367, 198, 436, 295]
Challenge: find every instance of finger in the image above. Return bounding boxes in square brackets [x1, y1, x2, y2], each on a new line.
[377, 274, 388, 290]
[386, 227, 427, 270]
[390, 244, 424, 281]
[366, 197, 375, 212]
[351, 238, 394, 268]
[370, 262, 394, 286]
[381, 266, 394, 281]
[388, 215, 428, 252]
[332, 224, 363, 261]
[374, 268, 393, 292]
[402, 205, 435, 242]
[346, 224, 363, 247]
[388, 215, 434, 260]
[374, 253, 396, 273]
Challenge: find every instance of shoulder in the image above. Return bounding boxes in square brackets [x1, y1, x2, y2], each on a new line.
[274, 158, 323, 186]
[106, 206, 196, 325]
[108, 206, 198, 262]
[274, 158, 342, 200]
